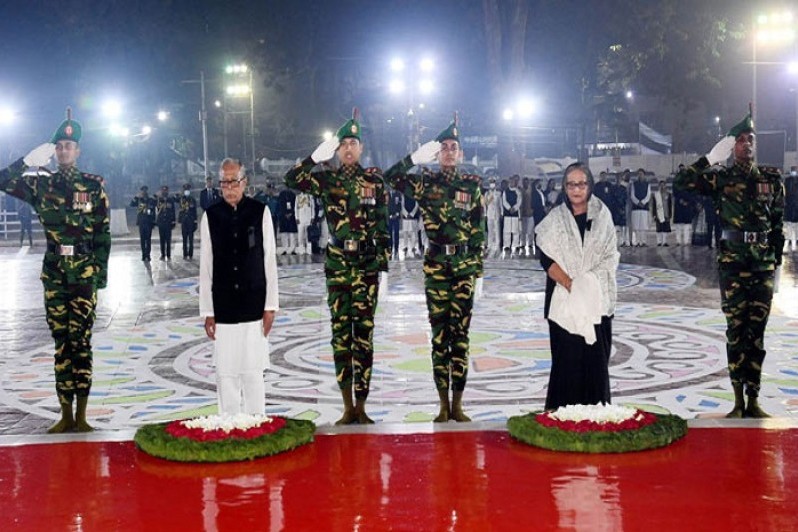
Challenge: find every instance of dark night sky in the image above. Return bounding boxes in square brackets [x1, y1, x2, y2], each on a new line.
[0, 0, 794, 161]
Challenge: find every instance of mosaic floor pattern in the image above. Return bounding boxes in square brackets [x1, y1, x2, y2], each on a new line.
[3, 257, 797, 431]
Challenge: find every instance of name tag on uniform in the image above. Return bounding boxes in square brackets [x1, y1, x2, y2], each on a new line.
[73, 191, 92, 213]
[360, 184, 376, 205]
[454, 190, 471, 210]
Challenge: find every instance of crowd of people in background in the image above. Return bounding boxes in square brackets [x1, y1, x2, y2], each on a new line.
[117, 162, 798, 262]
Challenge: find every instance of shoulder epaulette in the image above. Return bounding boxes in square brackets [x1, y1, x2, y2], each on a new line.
[461, 173, 482, 183]
[82, 173, 105, 186]
[757, 165, 781, 177]
[364, 166, 383, 176]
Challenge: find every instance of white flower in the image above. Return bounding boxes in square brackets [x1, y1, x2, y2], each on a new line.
[180, 413, 273, 433]
[548, 404, 643, 424]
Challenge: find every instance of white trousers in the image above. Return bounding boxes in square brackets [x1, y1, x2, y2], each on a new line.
[673, 223, 692, 245]
[281, 232, 298, 253]
[784, 221, 798, 249]
[401, 219, 419, 253]
[297, 222, 310, 254]
[214, 321, 269, 415]
[487, 218, 500, 252]
[503, 216, 520, 249]
[521, 216, 535, 248]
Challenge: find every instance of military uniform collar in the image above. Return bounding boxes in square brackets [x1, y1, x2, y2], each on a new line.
[440, 166, 458, 182]
[733, 160, 755, 175]
[340, 163, 363, 178]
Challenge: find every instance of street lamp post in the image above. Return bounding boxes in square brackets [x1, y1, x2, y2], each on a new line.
[389, 56, 435, 154]
[752, 11, 796, 123]
[224, 64, 255, 173]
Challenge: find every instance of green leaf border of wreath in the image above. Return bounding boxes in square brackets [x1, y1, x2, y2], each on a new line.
[507, 412, 688, 453]
[134, 418, 316, 462]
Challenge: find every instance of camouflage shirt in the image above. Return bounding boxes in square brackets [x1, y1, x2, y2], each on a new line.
[674, 156, 784, 270]
[0, 158, 111, 287]
[384, 156, 485, 277]
[284, 157, 390, 271]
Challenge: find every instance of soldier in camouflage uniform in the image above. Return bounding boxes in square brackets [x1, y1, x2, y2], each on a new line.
[130, 185, 156, 261]
[284, 109, 389, 424]
[674, 112, 783, 418]
[385, 115, 485, 422]
[0, 109, 110, 432]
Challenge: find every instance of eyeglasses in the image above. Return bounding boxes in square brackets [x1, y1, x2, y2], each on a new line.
[219, 178, 244, 189]
[565, 181, 589, 190]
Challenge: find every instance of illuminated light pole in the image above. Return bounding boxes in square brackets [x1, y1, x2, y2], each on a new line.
[752, 11, 796, 122]
[389, 55, 435, 152]
[502, 96, 538, 174]
[224, 63, 256, 173]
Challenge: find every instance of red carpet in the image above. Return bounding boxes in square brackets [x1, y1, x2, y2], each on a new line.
[1, 428, 796, 531]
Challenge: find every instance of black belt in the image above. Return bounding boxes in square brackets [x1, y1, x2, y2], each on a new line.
[328, 236, 376, 254]
[426, 242, 471, 257]
[720, 230, 769, 244]
[47, 242, 94, 256]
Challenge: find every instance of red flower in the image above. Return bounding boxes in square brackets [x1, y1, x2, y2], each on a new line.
[166, 416, 287, 442]
[535, 410, 656, 433]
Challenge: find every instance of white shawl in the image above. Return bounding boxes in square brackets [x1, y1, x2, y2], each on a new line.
[535, 196, 619, 344]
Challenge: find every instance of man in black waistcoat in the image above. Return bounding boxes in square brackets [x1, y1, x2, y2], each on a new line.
[199, 158, 280, 415]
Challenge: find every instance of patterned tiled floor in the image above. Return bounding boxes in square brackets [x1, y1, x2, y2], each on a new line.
[2, 239, 798, 434]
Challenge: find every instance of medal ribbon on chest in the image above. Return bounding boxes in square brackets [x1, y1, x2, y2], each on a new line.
[454, 190, 471, 210]
[73, 191, 92, 212]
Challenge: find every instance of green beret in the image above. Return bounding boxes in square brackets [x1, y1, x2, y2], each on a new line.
[336, 107, 362, 141]
[51, 107, 82, 143]
[727, 113, 755, 138]
[435, 113, 460, 143]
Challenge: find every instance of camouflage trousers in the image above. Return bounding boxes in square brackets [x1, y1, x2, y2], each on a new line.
[42, 272, 98, 405]
[719, 268, 774, 397]
[325, 249, 380, 400]
[423, 262, 475, 392]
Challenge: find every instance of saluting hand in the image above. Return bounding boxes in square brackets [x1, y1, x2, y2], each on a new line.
[311, 137, 339, 164]
[23, 143, 55, 167]
[411, 140, 441, 166]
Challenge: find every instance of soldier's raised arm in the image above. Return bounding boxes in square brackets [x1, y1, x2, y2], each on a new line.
[283, 136, 339, 194]
[384, 140, 440, 200]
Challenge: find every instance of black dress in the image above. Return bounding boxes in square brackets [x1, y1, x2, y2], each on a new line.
[540, 211, 612, 411]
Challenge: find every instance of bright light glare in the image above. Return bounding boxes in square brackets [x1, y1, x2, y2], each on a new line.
[102, 100, 122, 119]
[757, 28, 796, 44]
[157, 110, 169, 121]
[625, 90, 634, 99]
[758, 12, 793, 26]
[714, 116, 721, 124]
[226, 64, 248, 74]
[322, 130, 333, 141]
[214, 100, 222, 108]
[226, 84, 251, 96]
[0, 107, 14, 125]
[109, 124, 129, 137]
[390, 58, 405, 72]
[789, 61, 798, 74]
[419, 57, 434, 72]
[517, 99, 535, 118]
[418, 79, 434, 95]
[141, 125, 152, 135]
[389, 79, 405, 94]
[502, 108, 514, 121]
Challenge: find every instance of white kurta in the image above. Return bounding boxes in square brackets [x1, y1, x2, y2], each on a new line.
[199, 203, 279, 414]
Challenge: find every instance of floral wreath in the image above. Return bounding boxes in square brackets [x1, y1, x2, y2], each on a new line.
[135, 414, 315, 462]
[507, 404, 687, 453]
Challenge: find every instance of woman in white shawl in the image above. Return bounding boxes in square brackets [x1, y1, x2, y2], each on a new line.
[535, 163, 619, 410]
